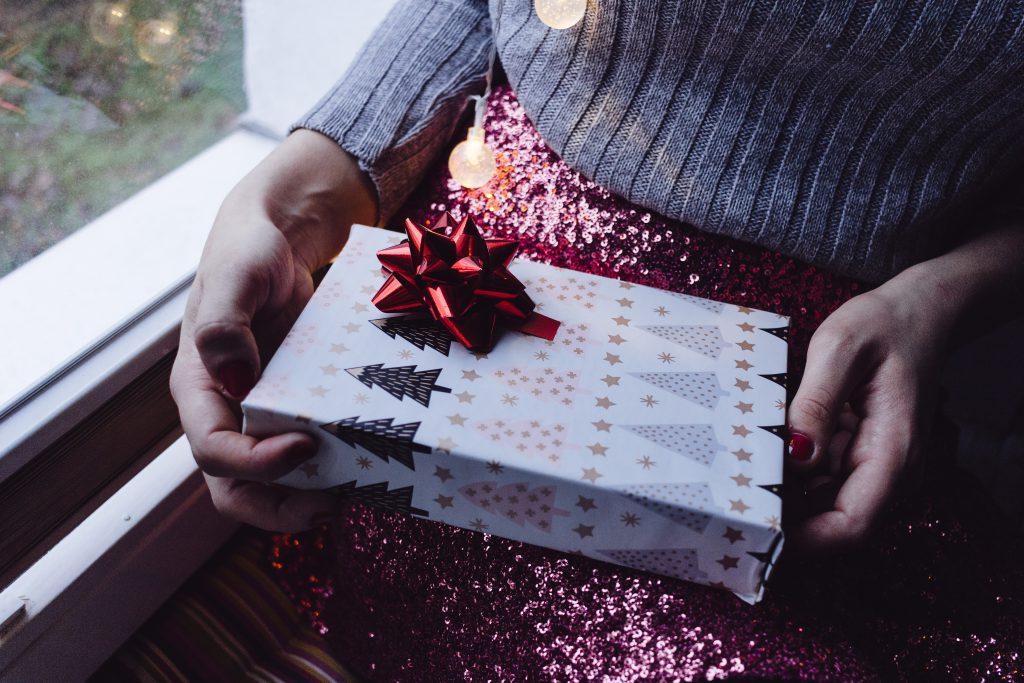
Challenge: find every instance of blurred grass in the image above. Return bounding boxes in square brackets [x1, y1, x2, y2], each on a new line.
[0, 0, 246, 277]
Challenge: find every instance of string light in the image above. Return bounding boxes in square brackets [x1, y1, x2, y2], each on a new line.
[449, 47, 499, 189]
[535, 0, 587, 29]
[135, 17, 180, 65]
[88, 2, 130, 46]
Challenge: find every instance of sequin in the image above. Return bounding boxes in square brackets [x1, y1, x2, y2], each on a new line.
[269, 85, 1024, 682]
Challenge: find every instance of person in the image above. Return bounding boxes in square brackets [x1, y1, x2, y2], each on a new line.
[170, 1, 1024, 678]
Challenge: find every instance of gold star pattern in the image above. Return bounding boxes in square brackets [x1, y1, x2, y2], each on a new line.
[329, 342, 349, 354]
[360, 284, 378, 295]
[320, 364, 339, 376]
[435, 494, 454, 509]
[737, 340, 756, 352]
[718, 555, 740, 570]
[572, 523, 595, 538]
[604, 352, 623, 365]
[486, 460, 504, 474]
[723, 527, 745, 544]
[734, 378, 752, 392]
[657, 352, 676, 364]
[637, 455, 655, 469]
[732, 448, 753, 462]
[501, 393, 519, 406]
[461, 369, 481, 381]
[737, 322, 756, 333]
[620, 512, 641, 527]
[654, 306, 669, 317]
[534, 350, 550, 361]
[434, 466, 453, 482]
[612, 315, 631, 326]
[730, 473, 753, 487]
[732, 424, 752, 437]
[355, 456, 373, 470]
[436, 437, 458, 455]
[576, 496, 597, 512]
[775, 399, 787, 410]
[308, 385, 328, 397]
[298, 463, 319, 479]
[353, 392, 369, 404]
[352, 302, 368, 313]
[641, 394, 659, 407]
[736, 306, 754, 314]
[607, 334, 627, 345]
[595, 396, 615, 409]
[601, 374, 621, 387]
[616, 297, 635, 308]
[729, 499, 751, 514]
[592, 419, 613, 432]
[734, 401, 754, 414]
[397, 349, 413, 359]
[765, 515, 781, 530]
[447, 413, 468, 426]
[469, 518, 488, 532]
[344, 322, 361, 333]
[587, 442, 609, 456]
[581, 467, 603, 483]
[472, 352, 489, 361]
[734, 358, 753, 371]
[455, 390, 476, 404]
[619, 282, 635, 289]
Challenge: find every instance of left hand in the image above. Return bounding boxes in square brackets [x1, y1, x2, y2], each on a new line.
[784, 268, 956, 550]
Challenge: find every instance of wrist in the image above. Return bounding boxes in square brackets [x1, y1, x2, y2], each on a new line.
[228, 129, 378, 272]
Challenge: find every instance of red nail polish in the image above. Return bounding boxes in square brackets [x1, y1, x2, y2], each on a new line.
[218, 360, 254, 398]
[788, 432, 814, 461]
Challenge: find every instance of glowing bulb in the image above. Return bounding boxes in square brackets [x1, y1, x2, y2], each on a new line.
[89, 2, 130, 46]
[135, 19, 180, 65]
[535, 0, 587, 29]
[448, 126, 497, 189]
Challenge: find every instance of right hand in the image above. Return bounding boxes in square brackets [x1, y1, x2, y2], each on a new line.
[170, 130, 377, 531]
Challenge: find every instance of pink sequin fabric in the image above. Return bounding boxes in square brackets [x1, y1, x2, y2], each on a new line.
[270, 85, 1024, 682]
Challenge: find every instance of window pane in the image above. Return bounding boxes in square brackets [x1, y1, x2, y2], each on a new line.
[1, 0, 245, 276]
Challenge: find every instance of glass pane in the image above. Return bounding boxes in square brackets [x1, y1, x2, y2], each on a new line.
[0, 0, 245, 277]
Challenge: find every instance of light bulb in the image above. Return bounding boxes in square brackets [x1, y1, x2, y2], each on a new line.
[135, 19, 180, 65]
[89, 2, 130, 47]
[448, 126, 497, 189]
[535, 0, 587, 29]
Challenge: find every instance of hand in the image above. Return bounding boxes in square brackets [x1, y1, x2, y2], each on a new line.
[170, 130, 376, 532]
[784, 270, 954, 550]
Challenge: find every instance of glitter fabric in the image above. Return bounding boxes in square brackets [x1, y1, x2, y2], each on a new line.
[269, 85, 1024, 681]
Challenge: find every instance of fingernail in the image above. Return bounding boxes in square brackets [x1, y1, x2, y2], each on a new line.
[309, 511, 336, 527]
[218, 360, 254, 398]
[788, 431, 814, 462]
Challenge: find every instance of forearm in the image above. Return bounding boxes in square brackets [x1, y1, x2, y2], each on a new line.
[217, 129, 377, 273]
[885, 221, 1024, 348]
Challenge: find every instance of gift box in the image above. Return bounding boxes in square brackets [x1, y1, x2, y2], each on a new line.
[243, 222, 788, 602]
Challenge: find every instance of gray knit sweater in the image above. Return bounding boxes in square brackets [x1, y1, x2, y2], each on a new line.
[296, 0, 1024, 282]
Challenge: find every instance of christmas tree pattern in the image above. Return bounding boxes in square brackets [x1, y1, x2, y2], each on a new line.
[758, 424, 786, 440]
[621, 481, 719, 533]
[328, 480, 428, 517]
[474, 419, 570, 462]
[345, 364, 451, 407]
[493, 367, 579, 406]
[458, 482, 570, 532]
[631, 371, 726, 410]
[320, 416, 432, 471]
[370, 315, 454, 356]
[666, 292, 726, 315]
[600, 548, 708, 583]
[620, 424, 724, 467]
[638, 324, 728, 359]
[759, 373, 787, 390]
[760, 326, 789, 342]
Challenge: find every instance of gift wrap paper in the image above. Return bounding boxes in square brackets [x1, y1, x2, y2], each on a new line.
[243, 225, 788, 602]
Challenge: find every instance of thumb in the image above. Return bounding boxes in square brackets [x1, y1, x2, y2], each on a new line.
[191, 265, 265, 401]
[788, 329, 866, 470]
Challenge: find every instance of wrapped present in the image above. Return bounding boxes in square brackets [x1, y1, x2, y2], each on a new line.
[242, 219, 788, 602]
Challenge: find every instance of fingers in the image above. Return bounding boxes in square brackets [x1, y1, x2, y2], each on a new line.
[787, 323, 871, 471]
[205, 474, 340, 532]
[173, 346, 318, 480]
[191, 269, 265, 400]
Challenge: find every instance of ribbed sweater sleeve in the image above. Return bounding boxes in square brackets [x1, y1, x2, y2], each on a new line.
[293, 0, 492, 222]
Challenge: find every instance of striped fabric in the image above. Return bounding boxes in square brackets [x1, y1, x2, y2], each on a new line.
[298, 0, 1024, 283]
[92, 532, 358, 683]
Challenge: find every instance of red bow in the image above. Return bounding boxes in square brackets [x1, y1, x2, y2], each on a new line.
[371, 213, 560, 353]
